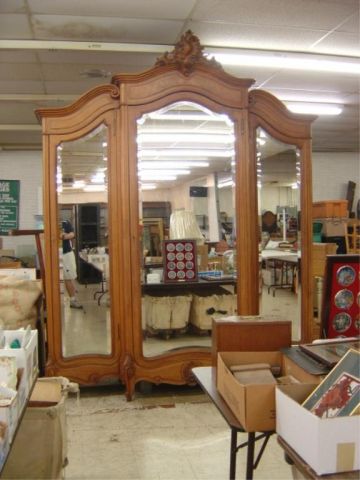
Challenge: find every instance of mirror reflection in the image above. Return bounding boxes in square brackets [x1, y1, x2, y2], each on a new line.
[256, 127, 301, 340]
[137, 101, 237, 357]
[57, 124, 112, 357]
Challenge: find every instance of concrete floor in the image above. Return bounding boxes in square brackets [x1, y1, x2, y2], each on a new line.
[64, 384, 293, 480]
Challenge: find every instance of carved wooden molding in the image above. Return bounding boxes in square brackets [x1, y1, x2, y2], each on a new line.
[155, 30, 222, 76]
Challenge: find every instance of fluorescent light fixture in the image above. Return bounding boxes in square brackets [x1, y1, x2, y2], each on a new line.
[91, 172, 106, 183]
[285, 102, 343, 115]
[291, 183, 299, 189]
[218, 180, 234, 188]
[210, 52, 360, 75]
[137, 133, 234, 144]
[139, 169, 190, 176]
[141, 184, 157, 190]
[139, 161, 209, 168]
[138, 149, 235, 158]
[102, 142, 107, 147]
[83, 185, 106, 192]
[73, 180, 85, 188]
[139, 172, 177, 181]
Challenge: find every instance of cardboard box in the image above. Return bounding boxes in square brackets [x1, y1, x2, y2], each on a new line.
[313, 200, 348, 218]
[315, 218, 347, 237]
[0, 330, 38, 397]
[276, 384, 360, 475]
[312, 242, 338, 277]
[0, 386, 18, 442]
[217, 351, 285, 432]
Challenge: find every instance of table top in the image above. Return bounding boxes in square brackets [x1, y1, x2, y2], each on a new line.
[192, 366, 244, 431]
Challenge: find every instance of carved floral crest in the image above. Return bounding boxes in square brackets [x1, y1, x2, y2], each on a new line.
[156, 30, 222, 76]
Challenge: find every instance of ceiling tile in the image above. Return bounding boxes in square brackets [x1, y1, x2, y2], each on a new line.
[0, 80, 45, 94]
[0, 51, 38, 63]
[337, 11, 360, 34]
[0, 0, 26, 14]
[0, 102, 41, 123]
[0, 14, 33, 39]
[31, 14, 184, 43]
[309, 31, 360, 56]
[28, 0, 196, 20]
[0, 63, 43, 81]
[192, 0, 358, 30]
[188, 21, 329, 52]
[37, 50, 158, 68]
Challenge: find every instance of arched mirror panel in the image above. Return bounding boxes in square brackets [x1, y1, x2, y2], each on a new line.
[57, 124, 111, 357]
[136, 101, 236, 358]
[249, 89, 315, 343]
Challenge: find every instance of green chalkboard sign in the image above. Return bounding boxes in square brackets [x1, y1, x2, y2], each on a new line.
[0, 180, 20, 235]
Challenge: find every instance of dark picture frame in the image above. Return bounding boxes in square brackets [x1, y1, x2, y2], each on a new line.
[163, 239, 198, 283]
[299, 338, 360, 368]
[320, 254, 360, 339]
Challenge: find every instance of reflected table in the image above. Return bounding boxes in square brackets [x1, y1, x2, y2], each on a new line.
[79, 252, 109, 305]
[192, 366, 273, 480]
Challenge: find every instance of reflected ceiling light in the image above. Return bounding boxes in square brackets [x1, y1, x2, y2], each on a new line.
[139, 161, 209, 168]
[138, 149, 235, 158]
[137, 133, 235, 144]
[102, 142, 107, 147]
[139, 172, 177, 181]
[103, 156, 108, 161]
[146, 112, 232, 123]
[285, 102, 343, 115]
[83, 185, 106, 192]
[291, 183, 299, 189]
[256, 138, 266, 146]
[141, 184, 157, 190]
[139, 169, 190, 176]
[210, 52, 360, 75]
[91, 172, 106, 183]
[73, 180, 85, 188]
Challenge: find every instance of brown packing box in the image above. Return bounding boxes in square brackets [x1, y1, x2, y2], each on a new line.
[312, 200, 348, 218]
[28, 378, 62, 407]
[316, 218, 347, 237]
[217, 351, 285, 432]
[212, 316, 291, 366]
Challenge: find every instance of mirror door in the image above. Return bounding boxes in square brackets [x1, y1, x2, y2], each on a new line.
[256, 127, 301, 340]
[56, 124, 111, 357]
[137, 101, 236, 357]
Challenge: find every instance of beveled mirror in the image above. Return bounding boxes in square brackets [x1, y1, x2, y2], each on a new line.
[137, 101, 236, 357]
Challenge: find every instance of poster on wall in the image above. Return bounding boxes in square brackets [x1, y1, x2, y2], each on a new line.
[0, 180, 20, 235]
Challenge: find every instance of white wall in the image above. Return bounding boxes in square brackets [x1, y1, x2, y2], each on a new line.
[0, 151, 42, 253]
[312, 152, 360, 211]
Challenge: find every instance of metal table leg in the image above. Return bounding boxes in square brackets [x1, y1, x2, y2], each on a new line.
[230, 427, 238, 480]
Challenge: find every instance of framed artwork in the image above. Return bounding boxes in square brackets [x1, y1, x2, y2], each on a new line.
[302, 348, 360, 418]
[320, 254, 360, 338]
[299, 338, 360, 368]
[163, 239, 198, 283]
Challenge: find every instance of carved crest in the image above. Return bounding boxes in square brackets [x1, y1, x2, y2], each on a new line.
[156, 30, 223, 76]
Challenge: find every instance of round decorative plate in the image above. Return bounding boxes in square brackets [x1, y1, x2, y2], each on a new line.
[167, 270, 176, 280]
[175, 243, 184, 252]
[167, 252, 175, 261]
[334, 289, 353, 309]
[176, 252, 184, 261]
[167, 262, 176, 270]
[332, 313, 352, 332]
[186, 270, 195, 279]
[185, 252, 193, 261]
[184, 242, 193, 251]
[186, 261, 194, 269]
[166, 243, 175, 252]
[177, 270, 185, 279]
[177, 261, 185, 270]
[336, 265, 356, 287]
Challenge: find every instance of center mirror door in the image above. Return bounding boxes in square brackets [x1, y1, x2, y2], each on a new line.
[57, 124, 111, 357]
[256, 127, 301, 341]
[137, 101, 236, 357]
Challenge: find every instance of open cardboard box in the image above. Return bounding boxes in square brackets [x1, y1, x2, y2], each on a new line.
[217, 351, 290, 432]
[28, 379, 62, 407]
[276, 383, 360, 475]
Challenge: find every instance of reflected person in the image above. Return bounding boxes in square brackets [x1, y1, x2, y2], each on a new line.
[61, 220, 83, 309]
